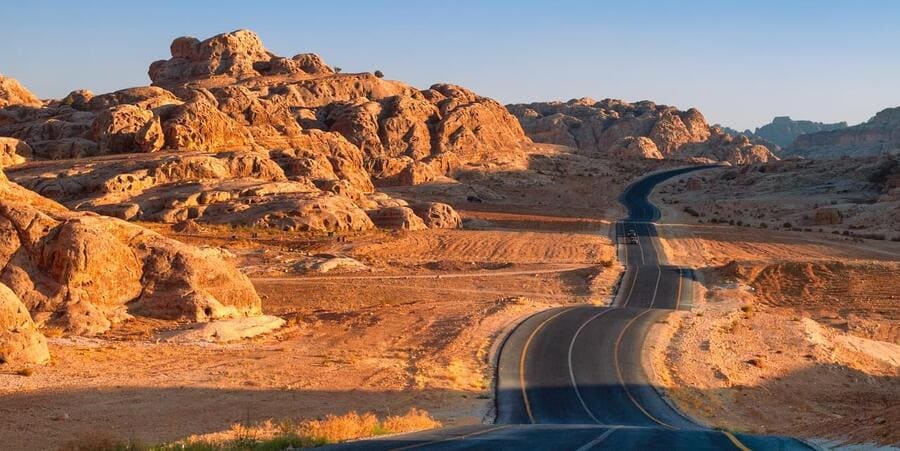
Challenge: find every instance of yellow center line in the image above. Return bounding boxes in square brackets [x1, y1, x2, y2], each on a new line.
[613, 309, 677, 430]
[390, 425, 511, 450]
[648, 264, 662, 308]
[674, 267, 683, 310]
[722, 430, 753, 451]
[519, 307, 577, 424]
[622, 266, 640, 308]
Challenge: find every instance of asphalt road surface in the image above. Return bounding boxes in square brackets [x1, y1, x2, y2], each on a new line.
[327, 167, 815, 450]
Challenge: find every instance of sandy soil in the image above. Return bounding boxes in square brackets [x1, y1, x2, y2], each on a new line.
[0, 144, 633, 450]
[645, 171, 900, 447]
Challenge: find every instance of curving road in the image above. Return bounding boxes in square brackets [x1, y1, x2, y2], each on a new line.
[327, 167, 814, 450]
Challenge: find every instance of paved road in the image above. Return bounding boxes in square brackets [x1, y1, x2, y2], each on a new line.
[327, 167, 814, 450]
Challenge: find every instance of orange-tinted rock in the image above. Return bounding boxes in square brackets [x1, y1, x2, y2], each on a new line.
[0, 75, 41, 108]
[0, 167, 262, 336]
[409, 202, 462, 229]
[0, 137, 32, 167]
[161, 89, 256, 151]
[0, 283, 49, 366]
[509, 98, 773, 164]
[89, 104, 164, 153]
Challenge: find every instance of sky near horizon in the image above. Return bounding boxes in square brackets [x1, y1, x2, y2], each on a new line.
[3, 1, 899, 130]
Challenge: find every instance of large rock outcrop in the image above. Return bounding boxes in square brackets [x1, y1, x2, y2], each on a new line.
[507, 98, 775, 164]
[0, 167, 263, 338]
[0, 30, 529, 187]
[784, 107, 900, 159]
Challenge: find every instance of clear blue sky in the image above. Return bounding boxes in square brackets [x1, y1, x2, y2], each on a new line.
[4, 0, 899, 130]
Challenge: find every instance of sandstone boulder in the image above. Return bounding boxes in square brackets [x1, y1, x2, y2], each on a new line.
[367, 206, 427, 231]
[608, 136, 663, 159]
[161, 90, 256, 151]
[59, 89, 94, 111]
[0, 137, 32, 167]
[409, 202, 462, 229]
[0, 283, 50, 366]
[89, 104, 164, 153]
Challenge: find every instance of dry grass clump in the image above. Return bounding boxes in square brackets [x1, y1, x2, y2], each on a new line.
[381, 408, 442, 434]
[59, 408, 442, 450]
[299, 411, 381, 443]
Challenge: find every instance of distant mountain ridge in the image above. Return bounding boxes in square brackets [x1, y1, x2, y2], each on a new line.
[783, 107, 900, 159]
[718, 116, 848, 148]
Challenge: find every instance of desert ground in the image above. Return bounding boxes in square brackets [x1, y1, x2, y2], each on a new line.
[0, 144, 659, 449]
[645, 168, 900, 446]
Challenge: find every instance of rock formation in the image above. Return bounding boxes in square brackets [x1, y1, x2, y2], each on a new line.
[0, 167, 262, 342]
[0, 30, 520, 234]
[507, 98, 775, 164]
[0, 282, 49, 366]
[0, 75, 42, 108]
[0, 137, 32, 168]
[784, 107, 900, 159]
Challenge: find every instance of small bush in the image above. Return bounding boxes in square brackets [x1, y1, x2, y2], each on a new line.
[783, 222, 792, 228]
[15, 367, 33, 377]
[373, 70, 384, 78]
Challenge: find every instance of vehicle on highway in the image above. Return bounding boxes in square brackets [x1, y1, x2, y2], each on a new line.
[626, 229, 638, 244]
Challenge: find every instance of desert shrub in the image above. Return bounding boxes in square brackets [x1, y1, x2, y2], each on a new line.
[373, 70, 384, 78]
[300, 411, 380, 444]
[782, 222, 792, 228]
[381, 408, 441, 434]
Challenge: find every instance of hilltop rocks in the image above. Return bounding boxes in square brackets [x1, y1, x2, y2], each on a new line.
[0, 283, 49, 365]
[0, 75, 41, 108]
[150, 30, 282, 85]
[0, 30, 521, 235]
[785, 107, 900, 159]
[507, 98, 774, 165]
[0, 30, 527, 188]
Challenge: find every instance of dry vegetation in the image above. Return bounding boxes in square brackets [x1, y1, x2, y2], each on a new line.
[59, 408, 440, 450]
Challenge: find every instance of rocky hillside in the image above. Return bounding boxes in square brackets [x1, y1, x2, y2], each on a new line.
[0, 30, 529, 234]
[784, 107, 900, 159]
[0, 166, 263, 365]
[752, 116, 847, 148]
[507, 98, 776, 164]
